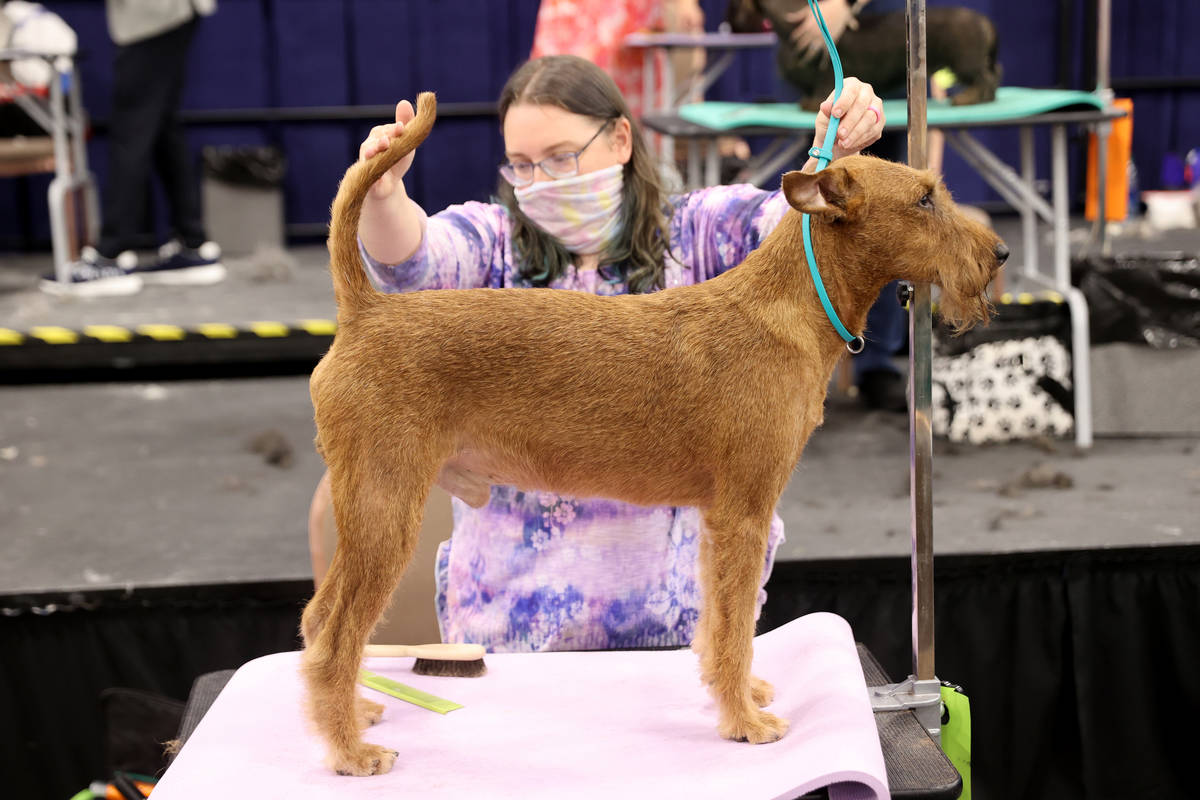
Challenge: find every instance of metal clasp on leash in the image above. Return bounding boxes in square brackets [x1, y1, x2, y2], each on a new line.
[846, 335, 865, 354]
[808, 145, 835, 164]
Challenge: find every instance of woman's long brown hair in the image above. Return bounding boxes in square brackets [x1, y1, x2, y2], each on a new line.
[497, 55, 673, 294]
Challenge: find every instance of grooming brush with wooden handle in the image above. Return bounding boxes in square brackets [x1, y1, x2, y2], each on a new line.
[362, 643, 487, 677]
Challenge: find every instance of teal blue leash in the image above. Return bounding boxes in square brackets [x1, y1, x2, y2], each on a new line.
[801, 0, 865, 353]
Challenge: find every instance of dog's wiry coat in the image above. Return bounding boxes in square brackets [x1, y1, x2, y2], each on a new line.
[301, 92, 1007, 775]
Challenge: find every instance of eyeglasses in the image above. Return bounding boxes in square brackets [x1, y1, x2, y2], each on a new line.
[499, 120, 613, 187]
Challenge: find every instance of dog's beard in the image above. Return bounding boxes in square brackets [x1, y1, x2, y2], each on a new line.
[935, 265, 996, 333]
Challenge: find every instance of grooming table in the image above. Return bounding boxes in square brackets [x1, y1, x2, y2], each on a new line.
[0, 49, 99, 283]
[152, 613, 959, 799]
[624, 31, 776, 162]
[643, 87, 1128, 449]
[624, 31, 777, 109]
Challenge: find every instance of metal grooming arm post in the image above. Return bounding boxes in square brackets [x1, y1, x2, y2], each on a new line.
[868, 0, 942, 743]
[1091, 0, 1114, 255]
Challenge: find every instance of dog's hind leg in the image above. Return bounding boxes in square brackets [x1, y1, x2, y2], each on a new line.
[299, 556, 384, 731]
[697, 504, 789, 743]
[300, 452, 434, 775]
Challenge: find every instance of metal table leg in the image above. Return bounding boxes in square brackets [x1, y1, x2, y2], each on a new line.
[67, 63, 100, 246]
[687, 138, 701, 189]
[1051, 123, 1094, 448]
[945, 125, 1094, 449]
[705, 139, 719, 187]
[1019, 126, 1039, 279]
[46, 60, 72, 283]
[659, 48, 675, 165]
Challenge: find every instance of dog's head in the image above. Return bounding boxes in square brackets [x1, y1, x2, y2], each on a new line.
[782, 155, 1007, 332]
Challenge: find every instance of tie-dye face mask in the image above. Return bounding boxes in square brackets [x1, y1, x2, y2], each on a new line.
[514, 164, 625, 255]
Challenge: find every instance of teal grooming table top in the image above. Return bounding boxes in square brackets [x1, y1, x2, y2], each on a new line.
[677, 87, 1106, 132]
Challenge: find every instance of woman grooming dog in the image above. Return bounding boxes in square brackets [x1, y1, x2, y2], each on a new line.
[309, 54, 884, 654]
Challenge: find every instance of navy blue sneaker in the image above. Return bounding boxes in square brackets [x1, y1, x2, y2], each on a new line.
[40, 247, 143, 297]
[137, 240, 226, 286]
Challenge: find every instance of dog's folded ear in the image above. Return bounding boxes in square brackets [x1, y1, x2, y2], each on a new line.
[781, 166, 860, 220]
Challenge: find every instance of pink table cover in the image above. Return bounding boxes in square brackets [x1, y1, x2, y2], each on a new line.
[153, 612, 888, 800]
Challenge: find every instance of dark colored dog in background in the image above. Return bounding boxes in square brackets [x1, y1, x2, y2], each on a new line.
[727, 1, 1001, 110]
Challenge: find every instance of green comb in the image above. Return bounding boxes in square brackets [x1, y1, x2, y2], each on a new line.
[358, 669, 464, 714]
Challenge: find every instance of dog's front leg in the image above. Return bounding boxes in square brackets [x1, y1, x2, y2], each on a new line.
[692, 533, 775, 708]
[695, 507, 789, 743]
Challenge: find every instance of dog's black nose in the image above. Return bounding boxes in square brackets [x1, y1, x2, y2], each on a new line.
[994, 243, 1010, 265]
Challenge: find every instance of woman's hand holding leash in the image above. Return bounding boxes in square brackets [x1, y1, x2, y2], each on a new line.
[805, 77, 885, 171]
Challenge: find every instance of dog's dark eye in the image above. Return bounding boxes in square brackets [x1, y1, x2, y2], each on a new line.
[918, 193, 934, 209]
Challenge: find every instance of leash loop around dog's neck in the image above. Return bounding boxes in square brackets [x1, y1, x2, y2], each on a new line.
[801, 0, 864, 354]
[804, 214, 864, 352]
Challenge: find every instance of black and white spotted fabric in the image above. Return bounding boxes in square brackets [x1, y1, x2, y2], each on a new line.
[932, 335, 1074, 443]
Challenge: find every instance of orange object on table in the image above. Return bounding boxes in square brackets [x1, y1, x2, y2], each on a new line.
[1085, 97, 1134, 221]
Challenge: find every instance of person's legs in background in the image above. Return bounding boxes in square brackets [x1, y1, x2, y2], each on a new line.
[153, 19, 205, 250]
[45, 22, 180, 294]
[96, 24, 184, 262]
[141, 18, 225, 284]
[41, 22, 176, 295]
[44, 17, 221, 295]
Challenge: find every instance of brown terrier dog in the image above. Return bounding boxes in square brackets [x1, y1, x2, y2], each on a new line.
[300, 92, 1007, 775]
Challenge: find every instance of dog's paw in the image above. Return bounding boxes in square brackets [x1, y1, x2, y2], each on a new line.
[749, 675, 775, 707]
[330, 743, 398, 776]
[355, 696, 385, 728]
[718, 709, 790, 744]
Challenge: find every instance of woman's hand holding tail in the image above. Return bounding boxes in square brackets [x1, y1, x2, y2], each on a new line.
[357, 99, 426, 265]
[360, 99, 418, 200]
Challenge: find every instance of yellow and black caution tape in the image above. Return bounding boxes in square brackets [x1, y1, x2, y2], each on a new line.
[298, 319, 338, 336]
[0, 319, 339, 347]
[997, 290, 1065, 305]
[83, 325, 134, 343]
[195, 323, 237, 339]
[29, 326, 79, 344]
[136, 324, 187, 341]
[248, 321, 290, 338]
[931, 289, 1066, 316]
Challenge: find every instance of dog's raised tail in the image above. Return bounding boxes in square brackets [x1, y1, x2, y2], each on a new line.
[327, 91, 437, 314]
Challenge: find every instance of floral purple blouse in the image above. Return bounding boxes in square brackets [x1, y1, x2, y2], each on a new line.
[360, 184, 792, 653]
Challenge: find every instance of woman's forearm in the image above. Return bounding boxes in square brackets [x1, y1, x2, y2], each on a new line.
[358, 181, 426, 265]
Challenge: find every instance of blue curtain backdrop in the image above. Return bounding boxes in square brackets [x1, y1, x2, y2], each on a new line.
[2, 0, 1197, 248]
